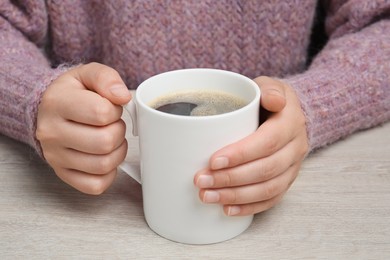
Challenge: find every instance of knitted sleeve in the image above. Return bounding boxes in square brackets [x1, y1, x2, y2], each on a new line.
[0, 2, 68, 155]
[284, 0, 390, 152]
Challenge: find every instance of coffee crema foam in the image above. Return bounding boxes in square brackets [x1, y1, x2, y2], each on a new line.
[149, 89, 248, 116]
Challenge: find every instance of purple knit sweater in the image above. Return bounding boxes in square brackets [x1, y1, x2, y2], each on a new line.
[1, 0, 389, 155]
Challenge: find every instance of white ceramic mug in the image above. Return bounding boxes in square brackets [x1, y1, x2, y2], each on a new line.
[119, 68, 260, 244]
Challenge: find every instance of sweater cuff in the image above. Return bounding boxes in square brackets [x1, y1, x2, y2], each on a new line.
[284, 65, 352, 152]
[284, 65, 389, 152]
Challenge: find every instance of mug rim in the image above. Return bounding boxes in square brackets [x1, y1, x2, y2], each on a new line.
[135, 68, 261, 120]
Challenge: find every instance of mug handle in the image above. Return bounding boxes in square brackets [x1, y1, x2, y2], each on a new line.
[118, 100, 142, 184]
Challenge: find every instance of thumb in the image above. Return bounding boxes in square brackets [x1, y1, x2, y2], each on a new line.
[71, 62, 132, 105]
[254, 76, 286, 113]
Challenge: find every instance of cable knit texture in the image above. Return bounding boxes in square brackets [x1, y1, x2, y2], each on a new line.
[1, 0, 389, 155]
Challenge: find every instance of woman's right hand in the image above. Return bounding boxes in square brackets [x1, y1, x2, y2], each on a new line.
[36, 63, 132, 195]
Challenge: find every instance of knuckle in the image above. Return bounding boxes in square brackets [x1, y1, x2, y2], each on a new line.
[88, 178, 109, 195]
[94, 64, 121, 84]
[224, 173, 233, 187]
[263, 182, 278, 199]
[234, 146, 249, 165]
[263, 137, 279, 154]
[258, 199, 277, 213]
[120, 139, 128, 156]
[120, 118, 126, 129]
[301, 141, 309, 157]
[241, 194, 285, 215]
[220, 167, 247, 187]
[116, 119, 127, 136]
[241, 204, 257, 215]
[95, 156, 115, 174]
[257, 161, 276, 181]
[297, 132, 309, 158]
[97, 130, 120, 154]
[91, 101, 113, 125]
[226, 189, 240, 204]
[217, 170, 233, 187]
[86, 62, 100, 68]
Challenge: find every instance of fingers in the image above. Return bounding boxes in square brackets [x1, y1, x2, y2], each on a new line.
[39, 70, 124, 126]
[223, 164, 299, 216]
[63, 120, 126, 154]
[254, 76, 286, 113]
[39, 116, 126, 155]
[44, 139, 128, 175]
[70, 62, 132, 105]
[199, 162, 301, 216]
[54, 167, 118, 195]
[223, 192, 286, 216]
[57, 88, 124, 126]
[193, 77, 308, 216]
[199, 163, 297, 205]
[195, 135, 303, 189]
[45, 140, 128, 195]
[37, 62, 132, 195]
[208, 116, 293, 171]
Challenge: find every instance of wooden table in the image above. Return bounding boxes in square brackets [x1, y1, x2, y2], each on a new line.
[1, 118, 389, 259]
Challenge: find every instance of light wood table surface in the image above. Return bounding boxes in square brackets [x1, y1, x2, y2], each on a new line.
[1, 116, 389, 259]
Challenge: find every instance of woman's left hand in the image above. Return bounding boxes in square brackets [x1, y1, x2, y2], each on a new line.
[194, 76, 309, 216]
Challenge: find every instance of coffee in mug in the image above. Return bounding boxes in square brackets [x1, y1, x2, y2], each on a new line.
[149, 89, 248, 116]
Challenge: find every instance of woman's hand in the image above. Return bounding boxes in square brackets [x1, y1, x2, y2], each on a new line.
[36, 62, 132, 195]
[194, 76, 309, 216]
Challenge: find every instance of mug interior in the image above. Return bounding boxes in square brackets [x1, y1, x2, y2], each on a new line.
[136, 69, 260, 116]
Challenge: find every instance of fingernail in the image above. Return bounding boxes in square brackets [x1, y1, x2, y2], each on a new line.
[196, 175, 214, 188]
[203, 191, 220, 203]
[227, 206, 241, 216]
[211, 157, 229, 170]
[110, 84, 129, 97]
